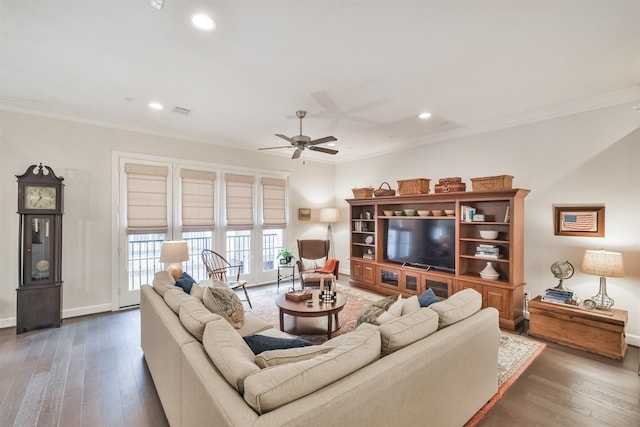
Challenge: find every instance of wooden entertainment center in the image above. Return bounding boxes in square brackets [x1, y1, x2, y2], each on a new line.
[347, 188, 529, 330]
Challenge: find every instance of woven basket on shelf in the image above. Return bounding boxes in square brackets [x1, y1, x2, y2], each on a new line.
[397, 178, 431, 196]
[373, 182, 396, 197]
[351, 187, 374, 199]
[470, 175, 513, 191]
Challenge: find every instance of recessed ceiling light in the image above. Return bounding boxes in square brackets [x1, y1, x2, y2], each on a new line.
[148, 102, 164, 110]
[418, 112, 432, 119]
[191, 13, 216, 31]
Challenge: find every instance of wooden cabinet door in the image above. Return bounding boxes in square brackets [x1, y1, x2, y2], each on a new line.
[402, 271, 420, 295]
[484, 286, 510, 319]
[362, 263, 376, 284]
[350, 260, 363, 281]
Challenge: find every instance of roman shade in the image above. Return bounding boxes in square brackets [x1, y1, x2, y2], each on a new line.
[181, 169, 216, 231]
[125, 163, 169, 233]
[225, 173, 254, 228]
[261, 177, 286, 227]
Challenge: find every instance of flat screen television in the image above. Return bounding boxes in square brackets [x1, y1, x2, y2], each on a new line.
[383, 218, 456, 273]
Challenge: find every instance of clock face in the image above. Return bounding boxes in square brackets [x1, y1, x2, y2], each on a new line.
[25, 186, 56, 210]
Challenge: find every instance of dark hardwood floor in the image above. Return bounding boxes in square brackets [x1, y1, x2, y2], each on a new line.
[1, 291, 638, 427]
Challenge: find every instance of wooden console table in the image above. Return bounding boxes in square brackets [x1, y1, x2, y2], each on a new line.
[528, 295, 627, 360]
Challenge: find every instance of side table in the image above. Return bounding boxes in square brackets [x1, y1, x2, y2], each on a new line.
[277, 263, 296, 292]
[528, 295, 628, 360]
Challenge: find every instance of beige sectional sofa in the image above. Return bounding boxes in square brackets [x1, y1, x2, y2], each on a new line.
[141, 271, 500, 427]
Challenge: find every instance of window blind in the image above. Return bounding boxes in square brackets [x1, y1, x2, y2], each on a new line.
[261, 177, 286, 227]
[181, 169, 216, 231]
[225, 173, 254, 228]
[125, 163, 169, 233]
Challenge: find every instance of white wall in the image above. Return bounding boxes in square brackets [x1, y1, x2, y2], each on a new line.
[0, 110, 334, 326]
[335, 102, 640, 346]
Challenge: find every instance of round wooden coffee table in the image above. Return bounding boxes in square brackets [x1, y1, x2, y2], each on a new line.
[275, 290, 347, 339]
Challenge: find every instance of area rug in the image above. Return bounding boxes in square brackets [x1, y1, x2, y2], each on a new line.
[246, 283, 545, 424]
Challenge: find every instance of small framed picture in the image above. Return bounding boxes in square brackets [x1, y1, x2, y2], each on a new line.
[298, 208, 311, 221]
[554, 205, 604, 237]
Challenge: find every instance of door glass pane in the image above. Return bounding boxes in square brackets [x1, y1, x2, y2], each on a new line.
[182, 230, 212, 281]
[226, 230, 251, 274]
[128, 233, 164, 291]
[263, 229, 284, 272]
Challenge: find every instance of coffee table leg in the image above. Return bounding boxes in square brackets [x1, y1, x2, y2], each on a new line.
[327, 314, 332, 340]
[279, 309, 285, 332]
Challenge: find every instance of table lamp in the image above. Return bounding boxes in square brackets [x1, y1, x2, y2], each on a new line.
[580, 249, 625, 310]
[320, 207, 339, 259]
[160, 240, 189, 280]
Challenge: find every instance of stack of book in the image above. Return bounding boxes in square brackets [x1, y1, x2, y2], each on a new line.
[542, 288, 578, 305]
[475, 244, 502, 259]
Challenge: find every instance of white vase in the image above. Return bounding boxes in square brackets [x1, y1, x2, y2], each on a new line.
[480, 262, 499, 280]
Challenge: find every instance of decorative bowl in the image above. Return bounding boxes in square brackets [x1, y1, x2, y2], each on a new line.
[479, 230, 499, 239]
[404, 209, 417, 216]
[393, 210, 404, 216]
[431, 210, 443, 216]
[444, 209, 455, 216]
[480, 272, 500, 280]
[417, 210, 430, 217]
[383, 210, 394, 217]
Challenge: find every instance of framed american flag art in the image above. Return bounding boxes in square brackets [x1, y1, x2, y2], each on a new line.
[554, 205, 605, 237]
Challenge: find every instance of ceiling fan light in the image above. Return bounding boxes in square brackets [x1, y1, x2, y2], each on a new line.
[418, 112, 432, 119]
[191, 14, 216, 31]
[327, 142, 336, 147]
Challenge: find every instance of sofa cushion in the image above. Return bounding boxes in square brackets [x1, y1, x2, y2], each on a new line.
[163, 287, 196, 315]
[202, 317, 260, 394]
[418, 288, 440, 307]
[243, 322, 381, 414]
[175, 271, 196, 293]
[152, 270, 175, 297]
[429, 288, 482, 328]
[243, 335, 312, 355]
[300, 256, 327, 271]
[379, 307, 439, 355]
[237, 313, 274, 337]
[203, 285, 245, 328]
[179, 299, 221, 342]
[255, 345, 332, 368]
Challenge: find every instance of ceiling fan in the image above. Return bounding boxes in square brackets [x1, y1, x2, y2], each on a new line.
[259, 111, 338, 159]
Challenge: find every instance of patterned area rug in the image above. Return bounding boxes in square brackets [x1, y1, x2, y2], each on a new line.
[246, 283, 545, 424]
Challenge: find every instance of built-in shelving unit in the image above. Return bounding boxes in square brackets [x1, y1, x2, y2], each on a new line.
[347, 188, 529, 330]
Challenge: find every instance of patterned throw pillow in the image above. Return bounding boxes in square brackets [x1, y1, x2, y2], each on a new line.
[356, 294, 400, 326]
[203, 285, 245, 328]
[301, 257, 327, 271]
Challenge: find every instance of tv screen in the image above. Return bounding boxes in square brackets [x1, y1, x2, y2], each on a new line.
[383, 218, 456, 272]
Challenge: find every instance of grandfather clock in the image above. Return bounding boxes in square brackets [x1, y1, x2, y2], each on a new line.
[16, 163, 64, 333]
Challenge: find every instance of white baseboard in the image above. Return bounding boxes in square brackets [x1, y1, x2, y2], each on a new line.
[0, 303, 114, 329]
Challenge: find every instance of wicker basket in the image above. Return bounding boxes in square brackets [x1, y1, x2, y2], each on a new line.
[434, 182, 466, 193]
[373, 182, 396, 197]
[352, 187, 374, 199]
[470, 175, 513, 191]
[397, 178, 431, 196]
[438, 177, 462, 185]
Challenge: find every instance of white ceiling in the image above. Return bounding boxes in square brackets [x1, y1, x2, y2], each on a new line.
[1, 0, 639, 163]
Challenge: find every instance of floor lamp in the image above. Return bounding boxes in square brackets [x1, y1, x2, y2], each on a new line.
[320, 208, 339, 259]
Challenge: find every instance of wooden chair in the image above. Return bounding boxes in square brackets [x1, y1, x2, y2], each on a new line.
[200, 249, 252, 308]
[296, 239, 340, 289]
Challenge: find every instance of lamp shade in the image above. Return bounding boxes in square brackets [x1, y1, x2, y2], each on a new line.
[160, 240, 189, 264]
[320, 208, 339, 223]
[580, 250, 625, 277]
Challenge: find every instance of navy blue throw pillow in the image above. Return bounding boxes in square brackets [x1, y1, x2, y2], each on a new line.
[418, 288, 440, 307]
[175, 272, 196, 293]
[243, 335, 312, 355]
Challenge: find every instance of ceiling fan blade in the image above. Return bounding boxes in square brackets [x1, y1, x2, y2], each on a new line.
[291, 149, 302, 159]
[258, 146, 292, 150]
[308, 146, 338, 155]
[274, 133, 294, 143]
[308, 136, 337, 146]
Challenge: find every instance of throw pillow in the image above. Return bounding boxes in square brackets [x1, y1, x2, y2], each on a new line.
[418, 288, 440, 307]
[402, 295, 421, 316]
[243, 335, 312, 355]
[189, 283, 205, 301]
[203, 285, 245, 328]
[175, 271, 196, 293]
[356, 294, 400, 326]
[255, 345, 332, 368]
[152, 270, 175, 297]
[301, 256, 327, 271]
